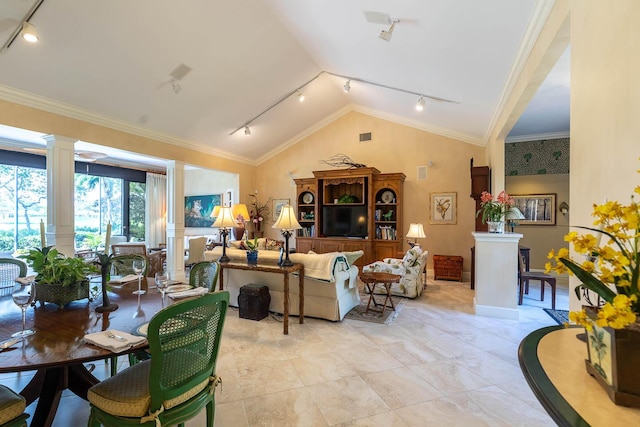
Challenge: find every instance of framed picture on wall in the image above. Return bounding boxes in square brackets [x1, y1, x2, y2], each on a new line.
[512, 194, 556, 225]
[430, 192, 457, 224]
[185, 194, 221, 227]
[272, 199, 289, 221]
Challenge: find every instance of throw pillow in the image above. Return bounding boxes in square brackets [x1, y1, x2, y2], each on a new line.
[402, 247, 421, 267]
[265, 238, 285, 251]
[342, 250, 364, 266]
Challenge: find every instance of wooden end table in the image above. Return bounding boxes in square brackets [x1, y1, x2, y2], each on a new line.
[359, 271, 401, 317]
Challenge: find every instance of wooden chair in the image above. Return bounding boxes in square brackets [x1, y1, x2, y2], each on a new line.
[0, 385, 29, 427]
[189, 261, 220, 292]
[0, 258, 27, 297]
[111, 243, 147, 256]
[87, 291, 230, 427]
[518, 253, 557, 309]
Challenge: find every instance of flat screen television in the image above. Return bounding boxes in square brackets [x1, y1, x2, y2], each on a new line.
[322, 205, 368, 238]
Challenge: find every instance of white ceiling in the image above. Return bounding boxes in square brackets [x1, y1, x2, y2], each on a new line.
[0, 0, 568, 167]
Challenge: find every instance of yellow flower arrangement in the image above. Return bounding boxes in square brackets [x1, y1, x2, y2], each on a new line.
[546, 167, 640, 330]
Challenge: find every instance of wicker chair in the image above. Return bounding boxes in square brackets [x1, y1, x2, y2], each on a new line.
[0, 385, 29, 427]
[110, 254, 148, 279]
[189, 261, 220, 292]
[0, 258, 27, 297]
[87, 291, 230, 427]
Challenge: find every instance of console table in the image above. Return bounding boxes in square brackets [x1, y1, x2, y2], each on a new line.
[219, 262, 304, 335]
[519, 326, 640, 426]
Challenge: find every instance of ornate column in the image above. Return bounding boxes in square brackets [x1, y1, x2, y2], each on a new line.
[43, 135, 76, 257]
[472, 231, 522, 320]
[165, 161, 186, 280]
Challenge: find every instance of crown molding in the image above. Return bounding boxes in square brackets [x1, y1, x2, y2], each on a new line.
[0, 83, 254, 166]
[505, 131, 569, 143]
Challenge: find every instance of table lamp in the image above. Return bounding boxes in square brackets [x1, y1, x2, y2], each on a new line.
[505, 207, 525, 232]
[212, 206, 236, 262]
[272, 205, 302, 267]
[232, 203, 250, 240]
[406, 223, 426, 248]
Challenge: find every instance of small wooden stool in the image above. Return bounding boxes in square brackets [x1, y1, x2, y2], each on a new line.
[359, 272, 401, 317]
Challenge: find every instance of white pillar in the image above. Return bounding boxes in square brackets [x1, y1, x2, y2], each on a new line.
[166, 161, 186, 280]
[472, 232, 522, 320]
[43, 135, 76, 257]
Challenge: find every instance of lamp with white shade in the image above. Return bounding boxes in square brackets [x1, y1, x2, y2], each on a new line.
[505, 207, 525, 232]
[406, 223, 426, 248]
[272, 205, 302, 267]
[212, 206, 236, 262]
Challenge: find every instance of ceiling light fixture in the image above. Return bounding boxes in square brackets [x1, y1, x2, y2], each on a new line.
[343, 80, 351, 93]
[379, 18, 399, 42]
[21, 22, 39, 43]
[416, 96, 425, 111]
[169, 77, 182, 94]
[244, 125, 251, 136]
[297, 90, 305, 102]
[230, 71, 459, 137]
[1, 0, 46, 53]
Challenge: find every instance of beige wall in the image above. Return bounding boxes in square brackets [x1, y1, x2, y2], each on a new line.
[568, 0, 640, 310]
[256, 111, 486, 274]
[506, 174, 569, 270]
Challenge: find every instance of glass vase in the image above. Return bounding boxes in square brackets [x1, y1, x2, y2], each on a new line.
[487, 221, 505, 233]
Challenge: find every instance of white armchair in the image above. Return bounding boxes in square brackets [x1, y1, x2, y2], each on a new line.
[362, 246, 428, 298]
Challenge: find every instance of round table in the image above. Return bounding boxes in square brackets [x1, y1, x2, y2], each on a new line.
[0, 281, 165, 427]
[359, 271, 401, 317]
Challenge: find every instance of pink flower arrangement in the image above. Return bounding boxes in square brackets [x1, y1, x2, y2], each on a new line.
[248, 194, 270, 232]
[477, 191, 514, 223]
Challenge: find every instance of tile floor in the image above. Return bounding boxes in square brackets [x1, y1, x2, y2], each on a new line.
[1, 278, 568, 426]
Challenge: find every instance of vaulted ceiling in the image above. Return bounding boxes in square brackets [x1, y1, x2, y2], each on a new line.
[0, 0, 568, 166]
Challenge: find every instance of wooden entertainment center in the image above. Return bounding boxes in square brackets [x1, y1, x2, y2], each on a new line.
[294, 167, 405, 267]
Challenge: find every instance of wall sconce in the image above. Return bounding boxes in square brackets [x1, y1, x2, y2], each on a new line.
[559, 201, 569, 216]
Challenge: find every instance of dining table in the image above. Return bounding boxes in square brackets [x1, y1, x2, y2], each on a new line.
[0, 279, 166, 427]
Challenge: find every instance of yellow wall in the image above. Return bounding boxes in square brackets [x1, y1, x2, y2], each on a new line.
[257, 111, 486, 274]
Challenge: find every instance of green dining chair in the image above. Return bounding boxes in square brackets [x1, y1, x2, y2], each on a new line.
[189, 261, 220, 292]
[110, 254, 148, 278]
[87, 291, 229, 427]
[0, 385, 29, 427]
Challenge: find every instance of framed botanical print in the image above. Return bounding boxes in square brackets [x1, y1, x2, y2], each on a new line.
[272, 199, 289, 221]
[430, 192, 457, 224]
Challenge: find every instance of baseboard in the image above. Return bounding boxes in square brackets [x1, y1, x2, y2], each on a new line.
[474, 299, 519, 320]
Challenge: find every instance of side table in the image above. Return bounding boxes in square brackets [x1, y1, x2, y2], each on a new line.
[359, 271, 401, 317]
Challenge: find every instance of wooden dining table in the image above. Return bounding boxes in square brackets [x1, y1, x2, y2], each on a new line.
[0, 280, 165, 427]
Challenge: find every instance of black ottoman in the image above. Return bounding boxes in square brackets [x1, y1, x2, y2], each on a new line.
[238, 284, 270, 321]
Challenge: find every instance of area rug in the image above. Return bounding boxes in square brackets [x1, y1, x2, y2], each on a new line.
[344, 293, 406, 325]
[543, 308, 570, 325]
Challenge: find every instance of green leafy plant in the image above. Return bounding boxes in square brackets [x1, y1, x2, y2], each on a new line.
[20, 246, 98, 287]
[245, 238, 259, 252]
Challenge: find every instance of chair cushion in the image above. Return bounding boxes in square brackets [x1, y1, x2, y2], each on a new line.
[343, 250, 364, 266]
[0, 385, 26, 425]
[88, 360, 209, 418]
[402, 247, 422, 268]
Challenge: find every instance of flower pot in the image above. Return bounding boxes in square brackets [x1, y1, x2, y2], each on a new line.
[487, 221, 505, 233]
[584, 307, 640, 407]
[35, 280, 90, 309]
[246, 251, 258, 265]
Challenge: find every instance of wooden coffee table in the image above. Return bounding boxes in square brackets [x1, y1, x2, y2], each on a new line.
[359, 271, 401, 317]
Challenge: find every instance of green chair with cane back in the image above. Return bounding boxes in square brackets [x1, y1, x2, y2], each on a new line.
[189, 261, 220, 292]
[0, 385, 29, 427]
[110, 254, 148, 279]
[0, 258, 27, 297]
[87, 291, 229, 427]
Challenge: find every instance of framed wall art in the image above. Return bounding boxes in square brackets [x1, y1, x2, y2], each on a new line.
[272, 199, 289, 221]
[430, 192, 457, 224]
[512, 194, 556, 225]
[185, 194, 222, 227]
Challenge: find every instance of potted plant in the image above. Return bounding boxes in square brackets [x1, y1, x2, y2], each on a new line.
[245, 237, 259, 265]
[546, 170, 640, 406]
[475, 190, 514, 233]
[20, 246, 98, 308]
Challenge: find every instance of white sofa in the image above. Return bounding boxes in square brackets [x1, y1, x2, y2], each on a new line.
[205, 247, 361, 321]
[362, 246, 429, 298]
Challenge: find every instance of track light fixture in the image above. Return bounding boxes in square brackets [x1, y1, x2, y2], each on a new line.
[379, 19, 399, 42]
[21, 22, 39, 43]
[230, 70, 459, 137]
[244, 125, 251, 136]
[1, 0, 46, 52]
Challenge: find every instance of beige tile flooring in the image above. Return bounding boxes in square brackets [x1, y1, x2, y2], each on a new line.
[1, 278, 568, 426]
